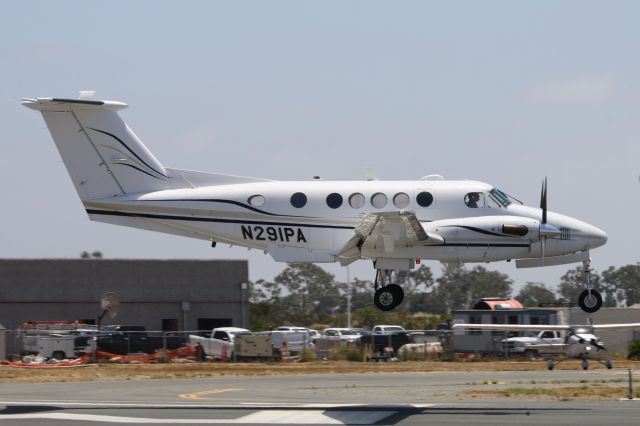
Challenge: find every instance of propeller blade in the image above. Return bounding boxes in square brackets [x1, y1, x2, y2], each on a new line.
[541, 236, 546, 266]
[540, 177, 548, 224]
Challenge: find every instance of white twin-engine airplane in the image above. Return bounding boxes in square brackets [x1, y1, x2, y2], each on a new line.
[23, 95, 607, 313]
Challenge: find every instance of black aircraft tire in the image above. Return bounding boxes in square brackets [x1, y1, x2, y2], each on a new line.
[578, 289, 603, 313]
[386, 284, 404, 306]
[374, 287, 398, 311]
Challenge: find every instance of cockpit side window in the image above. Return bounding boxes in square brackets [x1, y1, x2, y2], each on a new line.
[464, 192, 484, 208]
[486, 194, 501, 208]
[489, 188, 512, 207]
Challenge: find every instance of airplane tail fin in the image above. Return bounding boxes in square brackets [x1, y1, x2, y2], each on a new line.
[23, 97, 171, 199]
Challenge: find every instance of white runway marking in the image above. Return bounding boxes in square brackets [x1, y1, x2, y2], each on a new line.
[0, 401, 436, 409]
[0, 410, 396, 424]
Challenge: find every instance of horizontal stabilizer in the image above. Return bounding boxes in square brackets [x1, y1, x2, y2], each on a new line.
[515, 251, 589, 269]
[167, 168, 272, 187]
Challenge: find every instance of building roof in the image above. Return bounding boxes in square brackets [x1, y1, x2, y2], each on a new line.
[472, 298, 524, 310]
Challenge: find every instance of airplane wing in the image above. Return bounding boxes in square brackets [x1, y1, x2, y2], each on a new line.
[452, 324, 571, 332]
[592, 323, 640, 330]
[337, 211, 444, 265]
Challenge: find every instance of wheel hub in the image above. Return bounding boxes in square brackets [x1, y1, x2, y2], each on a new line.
[379, 291, 394, 306]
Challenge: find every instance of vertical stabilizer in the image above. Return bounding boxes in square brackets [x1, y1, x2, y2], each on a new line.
[23, 97, 170, 199]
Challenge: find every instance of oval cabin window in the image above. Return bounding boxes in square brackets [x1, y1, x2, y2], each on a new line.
[290, 192, 307, 208]
[371, 193, 388, 209]
[349, 193, 365, 208]
[326, 193, 343, 209]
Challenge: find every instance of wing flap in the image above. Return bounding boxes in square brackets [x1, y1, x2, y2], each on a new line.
[337, 211, 443, 262]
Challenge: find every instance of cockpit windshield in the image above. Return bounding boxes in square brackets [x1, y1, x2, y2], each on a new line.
[489, 188, 512, 207]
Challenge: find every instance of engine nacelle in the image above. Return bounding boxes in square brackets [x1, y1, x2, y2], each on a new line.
[424, 216, 540, 243]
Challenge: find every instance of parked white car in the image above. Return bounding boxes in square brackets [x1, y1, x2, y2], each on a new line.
[322, 328, 362, 342]
[372, 325, 406, 334]
[277, 326, 321, 342]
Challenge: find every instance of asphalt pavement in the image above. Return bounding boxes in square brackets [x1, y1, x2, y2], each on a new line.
[0, 369, 638, 425]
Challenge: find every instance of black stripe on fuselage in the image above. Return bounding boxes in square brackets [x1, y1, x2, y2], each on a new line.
[445, 225, 511, 238]
[85, 209, 531, 248]
[85, 209, 355, 230]
[140, 199, 308, 218]
[440, 243, 530, 248]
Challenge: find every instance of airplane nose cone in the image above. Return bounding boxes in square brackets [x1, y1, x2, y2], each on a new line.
[585, 225, 607, 249]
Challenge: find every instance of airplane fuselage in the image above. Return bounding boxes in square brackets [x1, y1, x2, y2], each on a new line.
[83, 179, 606, 268]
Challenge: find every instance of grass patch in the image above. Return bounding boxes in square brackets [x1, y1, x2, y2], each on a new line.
[2, 359, 640, 384]
[465, 385, 640, 400]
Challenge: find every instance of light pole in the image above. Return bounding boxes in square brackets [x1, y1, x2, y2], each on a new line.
[240, 282, 248, 328]
[346, 266, 352, 328]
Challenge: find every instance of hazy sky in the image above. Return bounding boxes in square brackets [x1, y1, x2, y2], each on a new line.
[2, 1, 639, 293]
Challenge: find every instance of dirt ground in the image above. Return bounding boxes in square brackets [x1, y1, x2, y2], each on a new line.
[2, 359, 640, 384]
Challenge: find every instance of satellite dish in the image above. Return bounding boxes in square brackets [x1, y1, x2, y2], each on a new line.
[100, 291, 120, 319]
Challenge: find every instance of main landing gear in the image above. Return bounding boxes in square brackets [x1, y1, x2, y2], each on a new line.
[578, 259, 602, 313]
[373, 269, 404, 311]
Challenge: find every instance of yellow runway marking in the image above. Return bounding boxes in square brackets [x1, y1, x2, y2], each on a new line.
[179, 389, 244, 400]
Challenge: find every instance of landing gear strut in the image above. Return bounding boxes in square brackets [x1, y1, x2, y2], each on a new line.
[373, 269, 404, 311]
[578, 259, 602, 313]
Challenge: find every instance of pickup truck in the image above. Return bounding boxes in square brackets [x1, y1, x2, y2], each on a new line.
[21, 327, 97, 360]
[90, 325, 184, 355]
[188, 327, 251, 359]
[502, 330, 566, 357]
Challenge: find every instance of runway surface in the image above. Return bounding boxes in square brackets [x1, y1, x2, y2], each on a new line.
[1, 369, 638, 425]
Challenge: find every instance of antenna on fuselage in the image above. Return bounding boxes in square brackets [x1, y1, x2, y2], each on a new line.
[364, 168, 378, 181]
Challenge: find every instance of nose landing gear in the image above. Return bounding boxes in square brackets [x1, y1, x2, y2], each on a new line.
[373, 270, 405, 311]
[578, 259, 602, 313]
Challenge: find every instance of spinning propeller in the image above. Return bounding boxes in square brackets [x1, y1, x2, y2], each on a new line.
[538, 177, 561, 263]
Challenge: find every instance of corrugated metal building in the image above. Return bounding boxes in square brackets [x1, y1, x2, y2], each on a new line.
[0, 259, 249, 358]
[453, 307, 567, 355]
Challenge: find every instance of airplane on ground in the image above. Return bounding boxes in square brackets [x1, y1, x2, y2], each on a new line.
[453, 323, 640, 370]
[23, 94, 607, 312]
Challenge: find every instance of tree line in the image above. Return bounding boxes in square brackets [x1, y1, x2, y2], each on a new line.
[249, 262, 640, 330]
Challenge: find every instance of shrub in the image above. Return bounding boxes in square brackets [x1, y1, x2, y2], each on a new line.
[335, 345, 365, 362]
[298, 348, 316, 362]
[628, 340, 640, 360]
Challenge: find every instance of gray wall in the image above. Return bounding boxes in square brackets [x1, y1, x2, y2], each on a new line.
[0, 259, 248, 357]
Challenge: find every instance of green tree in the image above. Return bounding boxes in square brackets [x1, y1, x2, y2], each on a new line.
[433, 265, 513, 315]
[249, 301, 280, 331]
[80, 251, 103, 259]
[340, 278, 374, 311]
[515, 282, 557, 307]
[602, 263, 640, 307]
[396, 265, 435, 312]
[274, 263, 342, 325]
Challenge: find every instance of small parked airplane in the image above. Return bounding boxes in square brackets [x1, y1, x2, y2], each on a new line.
[23, 94, 607, 312]
[453, 323, 640, 370]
